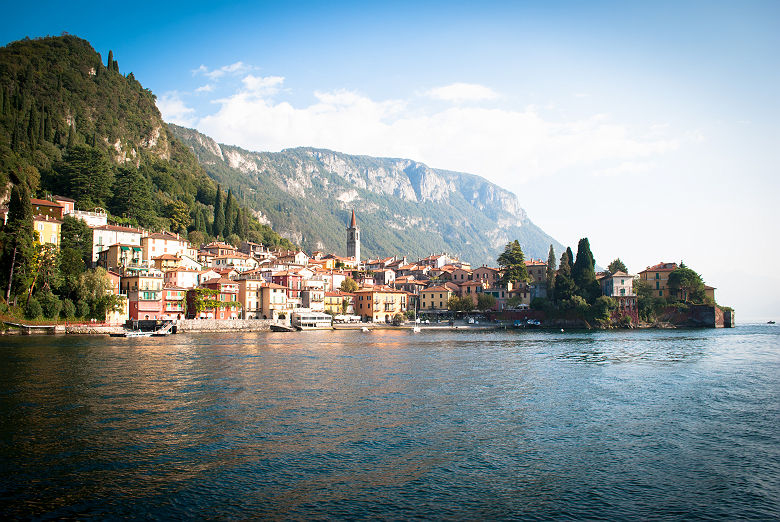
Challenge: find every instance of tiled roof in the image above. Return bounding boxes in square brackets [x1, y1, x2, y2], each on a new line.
[423, 285, 453, 293]
[30, 198, 63, 207]
[95, 224, 143, 233]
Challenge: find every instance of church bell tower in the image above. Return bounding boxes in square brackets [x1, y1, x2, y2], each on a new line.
[346, 209, 360, 264]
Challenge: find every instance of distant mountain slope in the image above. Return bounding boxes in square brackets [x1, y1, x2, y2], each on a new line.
[170, 124, 564, 266]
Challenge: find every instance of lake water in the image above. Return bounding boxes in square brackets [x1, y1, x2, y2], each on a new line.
[1, 326, 778, 519]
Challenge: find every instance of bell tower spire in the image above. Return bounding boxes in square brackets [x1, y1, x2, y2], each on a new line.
[346, 209, 360, 264]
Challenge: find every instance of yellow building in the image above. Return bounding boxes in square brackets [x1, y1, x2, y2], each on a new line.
[33, 215, 61, 247]
[324, 291, 354, 315]
[353, 287, 407, 322]
[638, 262, 678, 298]
[420, 285, 454, 311]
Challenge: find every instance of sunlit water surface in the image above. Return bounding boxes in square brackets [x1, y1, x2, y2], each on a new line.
[1, 326, 778, 519]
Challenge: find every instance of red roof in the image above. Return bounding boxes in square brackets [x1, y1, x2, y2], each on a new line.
[423, 285, 453, 293]
[202, 277, 238, 286]
[642, 262, 678, 273]
[95, 224, 143, 233]
[30, 198, 63, 207]
[349, 209, 357, 227]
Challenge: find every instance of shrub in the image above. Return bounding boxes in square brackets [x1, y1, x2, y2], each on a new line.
[61, 299, 76, 319]
[76, 300, 90, 318]
[24, 298, 43, 320]
[38, 291, 62, 319]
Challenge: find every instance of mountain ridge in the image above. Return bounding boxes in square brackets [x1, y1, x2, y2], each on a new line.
[170, 124, 564, 266]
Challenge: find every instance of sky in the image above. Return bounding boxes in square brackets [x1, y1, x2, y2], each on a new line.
[3, 1, 779, 320]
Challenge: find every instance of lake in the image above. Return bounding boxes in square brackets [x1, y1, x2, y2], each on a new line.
[1, 326, 778, 519]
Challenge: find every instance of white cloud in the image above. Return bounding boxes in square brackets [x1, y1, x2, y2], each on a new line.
[195, 84, 215, 93]
[156, 92, 196, 126]
[195, 82, 680, 187]
[241, 75, 285, 96]
[193, 61, 251, 80]
[426, 82, 499, 103]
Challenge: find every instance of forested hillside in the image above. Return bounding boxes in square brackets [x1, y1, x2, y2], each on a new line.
[0, 35, 292, 248]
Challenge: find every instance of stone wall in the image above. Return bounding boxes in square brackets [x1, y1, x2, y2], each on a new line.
[176, 319, 273, 332]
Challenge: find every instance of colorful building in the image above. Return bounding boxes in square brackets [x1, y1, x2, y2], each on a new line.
[353, 287, 407, 322]
[638, 262, 678, 298]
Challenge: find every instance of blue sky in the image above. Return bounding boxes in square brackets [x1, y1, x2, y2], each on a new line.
[3, 1, 779, 320]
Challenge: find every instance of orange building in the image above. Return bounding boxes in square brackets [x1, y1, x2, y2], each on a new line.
[353, 286, 407, 322]
[638, 262, 678, 298]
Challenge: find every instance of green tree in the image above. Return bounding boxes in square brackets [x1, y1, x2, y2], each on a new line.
[340, 277, 359, 293]
[546, 244, 557, 294]
[188, 230, 206, 249]
[497, 240, 530, 287]
[572, 238, 599, 303]
[34, 243, 62, 293]
[24, 297, 42, 320]
[607, 258, 628, 274]
[76, 268, 121, 320]
[668, 265, 706, 303]
[166, 199, 191, 234]
[554, 248, 576, 303]
[110, 167, 155, 227]
[1, 184, 36, 301]
[476, 292, 496, 311]
[224, 189, 236, 238]
[60, 216, 93, 261]
[57, 145, 114, 209]
[212, 185, 225, 238]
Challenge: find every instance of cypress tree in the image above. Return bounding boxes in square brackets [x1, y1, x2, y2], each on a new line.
[212, 185, 225, 238]
[554, 248, 576, 303]
[223, 188, 236, 237]
[546, 244, 557, 294]
[572, 237, 599, 302]
[66, 124, 76, 148]
[107, 50, 113, 70]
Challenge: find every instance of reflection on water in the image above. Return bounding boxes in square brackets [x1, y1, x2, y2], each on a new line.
[1, 326, 778, 519]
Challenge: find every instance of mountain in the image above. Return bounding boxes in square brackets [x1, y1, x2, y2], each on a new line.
[0, 35, 291, 248]
[170, 124, 564, 266]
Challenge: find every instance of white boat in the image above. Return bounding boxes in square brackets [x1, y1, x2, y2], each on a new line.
[361, 326, 370, 332]
[412, 326, 421, 333]
[109, 330, 153, 338]
[291, 311, 333, 330]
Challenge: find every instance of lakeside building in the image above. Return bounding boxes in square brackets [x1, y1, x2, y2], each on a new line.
[97, 243, 144, 272]
[187, 277, 241, 320]
[121, 267, 164, 320]
[353, 287, 407, 322]
[599, 271, 639, 321]
[324, 291, 355, 315]
[141, 232, 194, 264]
[420, 285, 454, 311]
[638, 262, 678, 298]
[164, 267, 200, 289]
[92, 224, 143, 263]
[162, 286, 187, 320]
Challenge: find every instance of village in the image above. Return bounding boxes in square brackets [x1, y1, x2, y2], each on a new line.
[4, 196, 723, 329]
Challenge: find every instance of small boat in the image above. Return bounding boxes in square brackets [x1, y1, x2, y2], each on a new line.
[270, 324, 297, 332]
[412, 326, 421, 333]
[768, 321, 776, 325]
[361, 326, 370, 332]
[109, 330, 153, 338]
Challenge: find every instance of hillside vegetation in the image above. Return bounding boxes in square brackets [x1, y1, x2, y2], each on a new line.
[171, 125, 564, 265]
[0, 35, 292, 248]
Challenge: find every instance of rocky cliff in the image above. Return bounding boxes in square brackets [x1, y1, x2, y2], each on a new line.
[170, 124, 564, 266]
